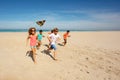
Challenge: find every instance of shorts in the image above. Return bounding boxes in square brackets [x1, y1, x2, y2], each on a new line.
[37, 40, 41, 44]
[50, 44, 57, 50]
[38, 40, 42, 42]
[30, 46, 36, 49]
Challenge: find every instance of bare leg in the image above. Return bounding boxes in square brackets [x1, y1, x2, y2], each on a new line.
[37, 42, 40, 49]
[32, 48, 37, 64]
[47, 47, 52, 53]
[63, 39, 67, 46]
[63, 42, 65, 46]
[53, 50, 57, 60]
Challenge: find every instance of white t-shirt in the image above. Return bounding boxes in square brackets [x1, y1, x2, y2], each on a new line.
[49, 33, 60, 45]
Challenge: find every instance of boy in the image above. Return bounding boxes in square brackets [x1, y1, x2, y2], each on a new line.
[63, 30, 70, 46]
[47, 28, 61, 60]
[37, 30, 44, 49]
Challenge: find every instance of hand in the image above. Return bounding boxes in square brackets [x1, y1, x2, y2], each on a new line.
[68, 35, 71, 37]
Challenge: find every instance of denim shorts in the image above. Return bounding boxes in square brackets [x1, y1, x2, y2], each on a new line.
[30, 46, 36, 49]
[50, 44, 57, 50]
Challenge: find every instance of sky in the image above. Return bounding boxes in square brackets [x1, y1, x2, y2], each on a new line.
[0, 0, 120, 30]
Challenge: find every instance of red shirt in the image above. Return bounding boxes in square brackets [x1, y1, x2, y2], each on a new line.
[63, 33, 69, 39]
[30, 35, 37, 46]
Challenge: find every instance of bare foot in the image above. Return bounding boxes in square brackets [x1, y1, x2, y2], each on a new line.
[37, 47, 40, 50]
[34, 61, 37, 64]
[54, 59, 58, 61]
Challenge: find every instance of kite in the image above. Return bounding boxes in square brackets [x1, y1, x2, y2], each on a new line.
[36, 20, 46, 26]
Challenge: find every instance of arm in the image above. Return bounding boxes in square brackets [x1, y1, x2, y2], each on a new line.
[47, 36, 52, 43]
[63, 33, 66, 39]
[43, 35, 45, 37]
[26, 35, 30, 46]
[58, 36, 61, 41]
[56, 35, 61, 43]
[36, 35, 38, 40]
[68, 34, 71, 37]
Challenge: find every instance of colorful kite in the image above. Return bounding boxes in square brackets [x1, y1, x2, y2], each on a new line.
[36, 20, 46, 26]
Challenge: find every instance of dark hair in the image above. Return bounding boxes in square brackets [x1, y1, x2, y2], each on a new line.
[53, 28, 59, 32]
[51, 30, 54, 33]
[39, 30, 43, 32]
[67, 30, 70, 33]
[28, 27, 36, 35]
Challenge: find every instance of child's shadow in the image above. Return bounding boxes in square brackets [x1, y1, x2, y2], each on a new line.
[43, 44, 49, 48]
[41, 50, 55, 60]
[26, 51, 34, 62]
[58, 43, 64, 46]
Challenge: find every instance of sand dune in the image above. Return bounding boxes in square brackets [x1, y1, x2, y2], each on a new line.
[0, 31, 120, 80]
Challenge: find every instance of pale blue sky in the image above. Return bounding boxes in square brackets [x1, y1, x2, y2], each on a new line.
[0, 0, 120, 30]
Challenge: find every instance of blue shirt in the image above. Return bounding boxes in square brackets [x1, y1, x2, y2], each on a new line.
[37, 34, 43, 41]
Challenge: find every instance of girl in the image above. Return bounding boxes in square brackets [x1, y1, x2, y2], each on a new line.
[27, 27, 37, 64]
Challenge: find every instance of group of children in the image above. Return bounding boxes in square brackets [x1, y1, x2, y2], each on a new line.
[26, 27, 70, 64]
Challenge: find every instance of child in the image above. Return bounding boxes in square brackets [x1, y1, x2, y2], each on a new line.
[27, 27, 37, 64]
[47, 29, 54, 48]
[63, 30, 70, 46]
[37, 30, 45, 49]
[47, 28, 61, 60]
[48, 29, 54, 34]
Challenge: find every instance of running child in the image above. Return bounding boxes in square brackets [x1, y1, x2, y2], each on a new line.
[63, 30, 70, 46]
[37, 30, 45, 49]
[47, 29, 54, 48]
[26, 27, 37, 64]
[47, 28, 61, 60]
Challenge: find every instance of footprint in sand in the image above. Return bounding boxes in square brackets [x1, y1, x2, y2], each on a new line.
[85, 65, 88, 68]
[67, 71, 70, 74]
[85, 57, 89, 61]
[114, 52, 120, 55]
[80, 69, 83, 72]
[108, 77, 111, 80]
[109, 66, 112, 68]
[76, 77, 80, 80]
[86, 71, 90, 74]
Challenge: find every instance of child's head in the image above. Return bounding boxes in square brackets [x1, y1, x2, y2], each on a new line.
[39, 30, 43, 34]
[51, 29, 54, 33]
[67, 30, 70, 33]
[28, 27, 36, 35]
[53, 28, 59, 35]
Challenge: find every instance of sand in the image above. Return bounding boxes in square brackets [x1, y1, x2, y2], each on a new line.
[0, 31, 120, 80]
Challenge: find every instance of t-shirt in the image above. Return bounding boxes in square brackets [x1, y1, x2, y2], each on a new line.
[30, 35, 37, 46]
[63, 33, 69, 39]
[37, 34, 43, 41]
[49, 33, 60, 44]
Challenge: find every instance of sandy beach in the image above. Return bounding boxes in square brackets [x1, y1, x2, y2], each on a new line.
[0, 31, 120, 80]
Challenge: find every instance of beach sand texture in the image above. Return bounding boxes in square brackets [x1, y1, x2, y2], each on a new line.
[0, 31, 120, 80]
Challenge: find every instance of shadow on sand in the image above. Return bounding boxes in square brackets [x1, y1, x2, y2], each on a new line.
[41, 50, 55, 60]
[26, 51, 34, 62]
[58, 43, 64, 46]
[43, 44, 49, 48]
